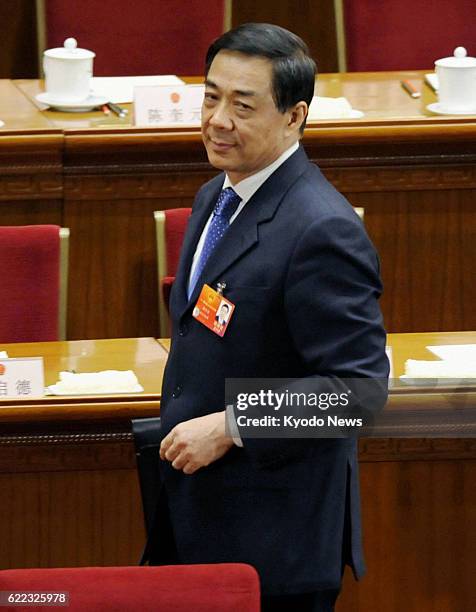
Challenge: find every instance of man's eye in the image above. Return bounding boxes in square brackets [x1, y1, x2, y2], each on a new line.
[204, 93, 218, 102]
[236, 102, 252, 110]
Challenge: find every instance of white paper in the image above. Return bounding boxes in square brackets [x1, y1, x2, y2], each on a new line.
[91, 75, 185, 104]
[403, 358, 476, 378]
[386, 346, 394, 379]
[424, 73, 439, 91]
[426, 344, 476, 361]
[308, 96, 363, 120]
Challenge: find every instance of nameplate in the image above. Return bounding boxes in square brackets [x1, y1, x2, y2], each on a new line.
[0, 357, 45, 398]
[134, 84, 204, 127]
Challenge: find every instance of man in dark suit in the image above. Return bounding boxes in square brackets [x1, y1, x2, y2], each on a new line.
[156, 23, 389, 611]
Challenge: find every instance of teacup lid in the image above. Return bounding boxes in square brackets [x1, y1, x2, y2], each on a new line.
[44, 38, 95, 60]
[435, 47, 476, 68]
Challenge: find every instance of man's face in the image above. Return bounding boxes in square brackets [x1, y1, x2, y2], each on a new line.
[219, 304, 229, 319]
[202, 50, 297, 185]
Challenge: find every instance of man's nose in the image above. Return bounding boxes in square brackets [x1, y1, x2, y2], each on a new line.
[208, 101, 233, 130]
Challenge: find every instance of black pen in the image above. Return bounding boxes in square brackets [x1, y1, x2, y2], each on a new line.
[107, 101, 128, 118]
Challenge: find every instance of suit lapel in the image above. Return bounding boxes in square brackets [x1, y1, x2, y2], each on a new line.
[177, 146, 310, 316]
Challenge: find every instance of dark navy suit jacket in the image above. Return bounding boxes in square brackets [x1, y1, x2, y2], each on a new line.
[158, 146, 389, 595]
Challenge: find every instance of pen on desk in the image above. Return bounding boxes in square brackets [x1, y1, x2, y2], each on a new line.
[107, 101, 128, 118]
[401, 80, 421, 99]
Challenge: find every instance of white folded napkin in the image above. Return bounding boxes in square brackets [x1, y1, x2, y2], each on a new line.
[50, 370, 143, 394]
[308, 96, 362, 120]
[404, 359, 476, 378]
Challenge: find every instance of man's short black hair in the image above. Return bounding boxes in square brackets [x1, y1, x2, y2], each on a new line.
[205, 23, 316, 132]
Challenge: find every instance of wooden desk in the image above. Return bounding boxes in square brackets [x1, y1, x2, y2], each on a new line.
[0, 338, 165, 569]
[0, 332, 474, 610]
[0, 337, 166, 424]
[0, 72, 475, 339]
[338, 332, 476, 612]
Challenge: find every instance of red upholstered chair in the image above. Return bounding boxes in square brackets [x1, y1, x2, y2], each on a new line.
[342, 0, 476, 71]
[0, 225, 69, 344]
[0, 564, 260, 611]
[155, 208, 192, 337]
[43, 0, 225, 76]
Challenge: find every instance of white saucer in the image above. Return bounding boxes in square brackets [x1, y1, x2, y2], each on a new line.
[36, 92, 108, 112]
[427, 102, 476, 116]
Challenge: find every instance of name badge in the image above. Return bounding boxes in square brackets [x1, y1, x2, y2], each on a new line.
[192, 284, 235, 337]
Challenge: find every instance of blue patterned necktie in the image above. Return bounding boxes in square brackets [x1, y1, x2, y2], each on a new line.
[188, 187, 241, 299]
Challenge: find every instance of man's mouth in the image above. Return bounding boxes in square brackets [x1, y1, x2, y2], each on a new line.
[209, 138, 235, 150]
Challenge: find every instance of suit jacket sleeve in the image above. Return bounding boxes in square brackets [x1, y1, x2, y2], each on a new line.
[238, 212, 389, 468]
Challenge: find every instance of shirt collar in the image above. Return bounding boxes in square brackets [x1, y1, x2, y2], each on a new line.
[222, 141, 300, 204]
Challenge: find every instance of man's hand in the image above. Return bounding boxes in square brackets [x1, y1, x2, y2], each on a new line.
[159, 411, 234, 475]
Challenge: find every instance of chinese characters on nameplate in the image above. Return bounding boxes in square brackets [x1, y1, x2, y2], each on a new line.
[0, 357, 45, 398]
[134, 84, 204, 127]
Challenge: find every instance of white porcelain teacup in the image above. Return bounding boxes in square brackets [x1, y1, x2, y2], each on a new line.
[435, 47, 476, 112]
[43, 38, 95, 103]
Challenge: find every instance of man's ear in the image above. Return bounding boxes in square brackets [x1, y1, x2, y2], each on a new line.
[287, 101, 308, 133]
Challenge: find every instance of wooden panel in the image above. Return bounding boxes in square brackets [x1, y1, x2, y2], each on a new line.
[0, 199, 61, 225]
[337, 459, 476, 612]
[341, 188, 476, 333]
[0, 1, 38, 78]
[0, 464, 144, 568]
[63, 181, 214, 341]
[64, 196, 163, 340]
[231, 0, 339, 73]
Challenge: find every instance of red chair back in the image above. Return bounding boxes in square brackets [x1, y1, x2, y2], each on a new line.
[0, 564, 260, 611]
[45, 1, 225, 76]
[344, 0, 476, 71]
[160, 207, 192, 312]
[0, 225, 61, 343]
[164, 207, 192, 276]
